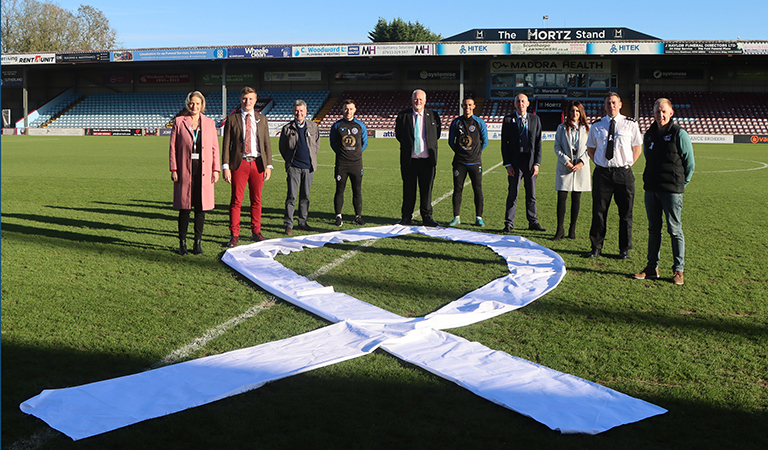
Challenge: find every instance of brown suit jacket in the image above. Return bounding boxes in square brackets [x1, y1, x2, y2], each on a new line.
[222, 109, 272, 171]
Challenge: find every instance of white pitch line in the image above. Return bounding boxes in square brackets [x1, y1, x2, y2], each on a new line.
[7, 428, 59, 450]
[308, 159, 506, 277]
[12, 158, 504, 449]
[149, 300, 276, 369]
[432, 160, 504, 205]
[693, 156, 768, 173]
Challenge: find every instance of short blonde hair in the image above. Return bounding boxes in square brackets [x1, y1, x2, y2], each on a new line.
[654, 97, 673, 110]
[185, 91, 206, 113]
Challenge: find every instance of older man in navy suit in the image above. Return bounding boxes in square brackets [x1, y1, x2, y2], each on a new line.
[500, 94, 545, 233]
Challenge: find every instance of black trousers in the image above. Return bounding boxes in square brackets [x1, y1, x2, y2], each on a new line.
[400, 158, 435, 220]
[334, 163, 363, 216]
[452, 163, 483, 217]
[556, 191, 582, 231]
[178, 159, 204, 241]
[589, 165, 634, 252]
[505, 156, 538, 227]
[178, 209, 204, 241]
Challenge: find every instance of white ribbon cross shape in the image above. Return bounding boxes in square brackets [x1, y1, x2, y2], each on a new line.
[21, 226, 665, 440]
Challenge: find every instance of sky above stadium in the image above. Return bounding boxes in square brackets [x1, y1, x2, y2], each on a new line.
[52, 0, 765, 49]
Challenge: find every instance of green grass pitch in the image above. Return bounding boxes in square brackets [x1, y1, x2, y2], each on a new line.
[1, 135, 767, 449]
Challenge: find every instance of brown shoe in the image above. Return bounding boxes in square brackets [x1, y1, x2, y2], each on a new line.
[673, 271, 684, 285]
[633, 267, 659, 280]
[252, 232, 265, 242]
[226, 236, 239, 248]
[285, 227, 293, 236]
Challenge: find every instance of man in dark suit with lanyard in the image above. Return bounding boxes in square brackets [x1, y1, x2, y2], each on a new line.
[395, 89, 441, 227]
[500, 94, 546, 233]
[222, 87, 273, 247]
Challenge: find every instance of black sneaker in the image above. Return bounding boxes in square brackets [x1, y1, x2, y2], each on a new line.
[352, 216, 365, 226]
[334, 216, 343, 227]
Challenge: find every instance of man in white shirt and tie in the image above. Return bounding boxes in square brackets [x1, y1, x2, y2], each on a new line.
[585, 92, 643, 259]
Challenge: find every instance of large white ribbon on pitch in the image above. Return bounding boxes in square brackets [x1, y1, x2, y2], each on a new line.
[21, 226, 665, 440]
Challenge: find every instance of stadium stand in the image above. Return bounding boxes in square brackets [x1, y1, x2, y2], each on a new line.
[33, 89, 768, 135]
[203, 91, 246, 126]
[481, 93, 768, 135]
[205, 90, 329, 126]
[636, 91, 768, 135]
[262, 90, 328, 122]
[24, 92, 84, 128]
[317, 90, 469, 130]
[45, 90, 329, 129]
[479, 98, 605, 125]
[47, 92, 187, 129]
[478, 98, 515, 123]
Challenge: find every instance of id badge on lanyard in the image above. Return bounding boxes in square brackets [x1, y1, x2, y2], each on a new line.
[191, 128, 200, 159]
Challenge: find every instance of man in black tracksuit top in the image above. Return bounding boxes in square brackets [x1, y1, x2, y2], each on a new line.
[448, 96, 488, 227]
[329, 99, 368, 226]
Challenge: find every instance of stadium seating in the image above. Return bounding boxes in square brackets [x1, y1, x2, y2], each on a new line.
[47, 92, 187, 129]
[318, 90, 466, 130]
[478, 98, 514, 123]
[483, 93, 768, 135]
[25, 93, 84, 128]
[203, 91, 243, 125]
[205, 90, 329, 126]
[636, 91, 768, 135]
[45, 90, 329, 129]
[35, 90, 768, 135]
[478, 98, 605, 125]
[261, 90, 328, 123]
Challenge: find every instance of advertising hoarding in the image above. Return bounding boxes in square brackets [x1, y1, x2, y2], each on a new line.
[111, 48, 227, 62]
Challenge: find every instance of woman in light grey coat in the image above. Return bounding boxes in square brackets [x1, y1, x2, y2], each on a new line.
[553, 101, 591, 240]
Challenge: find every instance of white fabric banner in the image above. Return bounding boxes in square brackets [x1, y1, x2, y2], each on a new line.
[21, 226, 665, 440]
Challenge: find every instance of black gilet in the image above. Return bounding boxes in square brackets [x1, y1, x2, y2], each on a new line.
[643, 122, 685, 193]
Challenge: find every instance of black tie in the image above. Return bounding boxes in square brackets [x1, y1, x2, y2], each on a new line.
[605, 118, 616, 160]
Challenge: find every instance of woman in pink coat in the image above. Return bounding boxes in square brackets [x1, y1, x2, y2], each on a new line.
[170, 91, 220, 255]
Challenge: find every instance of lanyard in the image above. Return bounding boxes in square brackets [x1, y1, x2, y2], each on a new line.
[192, 128, 199, 147]
[518, 117, 527, 137]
